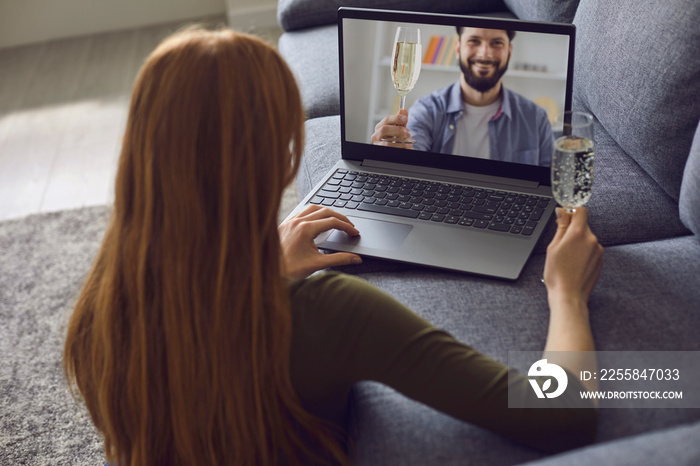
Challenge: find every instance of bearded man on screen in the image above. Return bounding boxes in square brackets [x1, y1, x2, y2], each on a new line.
[372, 27, 554, 167]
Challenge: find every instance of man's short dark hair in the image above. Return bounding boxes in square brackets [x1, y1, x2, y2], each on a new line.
[455, 26, 515, 42]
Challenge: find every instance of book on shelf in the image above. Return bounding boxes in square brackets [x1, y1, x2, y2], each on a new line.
[422, 35, 458, 67]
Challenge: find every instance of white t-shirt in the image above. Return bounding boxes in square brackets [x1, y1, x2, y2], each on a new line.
[451, 98, 502, 159]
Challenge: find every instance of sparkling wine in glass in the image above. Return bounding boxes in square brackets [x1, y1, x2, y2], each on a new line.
[551, 112, 595, 212]
[383, 26, 421, 144]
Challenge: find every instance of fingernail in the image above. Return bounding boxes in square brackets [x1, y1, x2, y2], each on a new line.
[352, 256, 363, 264]
[555, 208, 562, 220]
[398, 115, 407, 124]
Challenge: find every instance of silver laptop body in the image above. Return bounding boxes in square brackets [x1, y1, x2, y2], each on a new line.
[287, 7, 576, 280]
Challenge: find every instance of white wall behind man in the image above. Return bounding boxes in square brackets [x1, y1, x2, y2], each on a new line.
[0, 0, 278, 49]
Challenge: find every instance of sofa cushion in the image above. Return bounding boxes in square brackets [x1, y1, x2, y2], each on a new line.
[521, 420, 700, 466]
[277, 0, 508, 32]
[572, 0, 700, 201]
[503, 0, 579, 23]
[279, 25, 340, 119]
[344, 235, 700, 464]
[680, 121, 700, 237]
[298, 115, 690, 252]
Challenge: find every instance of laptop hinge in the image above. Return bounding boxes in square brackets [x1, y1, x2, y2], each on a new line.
[361, 159, 540, 190]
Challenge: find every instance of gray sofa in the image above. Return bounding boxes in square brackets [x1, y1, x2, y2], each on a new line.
[277, 0, 700, 464]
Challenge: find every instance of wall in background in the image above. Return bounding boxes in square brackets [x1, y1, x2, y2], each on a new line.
[225, 0, 278, 31]
[0, 0, 278, 49]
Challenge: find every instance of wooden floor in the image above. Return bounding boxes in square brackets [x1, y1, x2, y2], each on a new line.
[0, 17, 297, 223]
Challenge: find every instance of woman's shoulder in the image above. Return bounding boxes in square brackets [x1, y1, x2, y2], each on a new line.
[290, 271, 370, 295]
[289, 271, 432, 336]
[289, 272, 387, 314]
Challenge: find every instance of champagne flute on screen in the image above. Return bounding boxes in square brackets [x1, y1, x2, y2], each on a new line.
[382, 26, 421, 144]
[551, 111, 595, 212]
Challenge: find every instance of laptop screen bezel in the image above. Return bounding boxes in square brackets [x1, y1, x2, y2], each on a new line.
[337, 7, 576, 187]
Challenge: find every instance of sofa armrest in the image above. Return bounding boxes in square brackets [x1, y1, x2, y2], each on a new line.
[680, 120, 700, 237]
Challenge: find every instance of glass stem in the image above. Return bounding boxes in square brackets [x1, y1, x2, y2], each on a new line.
[399, 95, 406, 110]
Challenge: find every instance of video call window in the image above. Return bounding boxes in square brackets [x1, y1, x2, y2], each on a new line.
[342, 18, 571, 167]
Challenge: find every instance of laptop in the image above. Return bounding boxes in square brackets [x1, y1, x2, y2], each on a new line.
[287, 7, 576, 280]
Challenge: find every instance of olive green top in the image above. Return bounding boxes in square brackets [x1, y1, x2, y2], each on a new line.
[288, 272, 597, 453]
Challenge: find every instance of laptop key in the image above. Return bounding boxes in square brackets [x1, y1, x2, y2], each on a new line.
[530, 207, 545, 221]
[488, 222, 511, 232]
[357, 202, 420, 218]
[473, 220, 489, 229]
[462, 211, 494, 221]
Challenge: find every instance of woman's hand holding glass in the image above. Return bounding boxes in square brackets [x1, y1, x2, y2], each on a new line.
[543, 207, 603, 304]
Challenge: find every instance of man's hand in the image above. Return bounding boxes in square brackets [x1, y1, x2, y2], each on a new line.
[279, 205, 363, 279]
[371, 108, 414, 149]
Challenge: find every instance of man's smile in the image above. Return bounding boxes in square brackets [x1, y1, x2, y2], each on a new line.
[470, 59, 498, 75]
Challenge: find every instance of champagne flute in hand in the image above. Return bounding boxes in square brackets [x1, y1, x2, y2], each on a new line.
[551, 111, 595, 212]
[382, 26, 421, 144]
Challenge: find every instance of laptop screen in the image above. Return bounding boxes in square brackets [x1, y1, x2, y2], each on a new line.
[338, 8, 575, 185]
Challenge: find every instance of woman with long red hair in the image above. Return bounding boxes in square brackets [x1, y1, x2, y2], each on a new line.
[64, 27, 603, 465]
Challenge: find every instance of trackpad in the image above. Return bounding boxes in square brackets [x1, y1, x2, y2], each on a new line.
[323, 216, 413, 251]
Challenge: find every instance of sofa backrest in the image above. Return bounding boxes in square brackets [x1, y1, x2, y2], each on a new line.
[680, 122, 700, 237]
[276, 0, 582, 32]
[502, 0, 579, 23]
[572, 0, 700, 202]
[277, 0, 508, 32]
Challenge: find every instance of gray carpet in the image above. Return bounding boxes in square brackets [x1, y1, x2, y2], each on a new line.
[1, 206, 109, 465]
[0, 184, 300, 464]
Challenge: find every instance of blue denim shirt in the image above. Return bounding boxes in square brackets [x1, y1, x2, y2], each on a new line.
[407, 82, 553, 166]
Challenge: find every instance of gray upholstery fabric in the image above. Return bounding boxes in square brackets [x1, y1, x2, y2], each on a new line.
[680, 121, 700, 237]
[277, 0, 508, 32]
[279, 26, 339, 119]
[344, 235, 700, 465]
[297, 116, 342, 197]
[572, 0, 700, 201]
[503, 0, 580, 23]
[522, 421, 700, 466]
[298, 116, 690, 252]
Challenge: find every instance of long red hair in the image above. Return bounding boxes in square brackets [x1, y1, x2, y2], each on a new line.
[64, 27, 346, 465]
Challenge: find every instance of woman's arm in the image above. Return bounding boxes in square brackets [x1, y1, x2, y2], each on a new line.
[543, 208, 604, 394]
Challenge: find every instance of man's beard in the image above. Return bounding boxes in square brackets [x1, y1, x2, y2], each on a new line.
[460, 56, 510, 93]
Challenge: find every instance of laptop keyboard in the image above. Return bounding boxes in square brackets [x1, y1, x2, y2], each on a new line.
[309, 170, 551, 236]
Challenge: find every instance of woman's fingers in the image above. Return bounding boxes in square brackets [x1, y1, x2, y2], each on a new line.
[295, 205, 355, 226]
